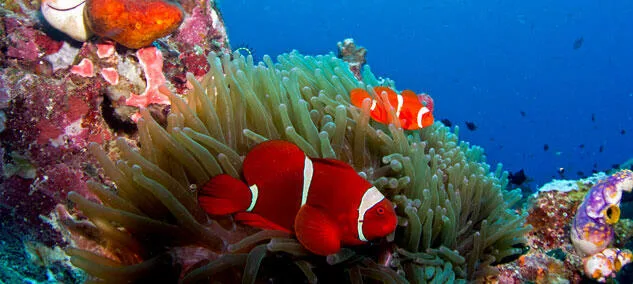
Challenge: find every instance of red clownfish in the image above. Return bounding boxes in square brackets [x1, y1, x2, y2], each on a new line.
[198, 140, 397, 256]
[350, 86, 435, 130]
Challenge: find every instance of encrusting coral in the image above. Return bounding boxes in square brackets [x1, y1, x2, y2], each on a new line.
[64, 50, 529, 283]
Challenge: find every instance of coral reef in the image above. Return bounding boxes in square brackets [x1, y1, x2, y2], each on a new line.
[337, 38, 366, 79]
[2, 0, 529, 282]
[506, 189, 585, 282]
[570, 169, 633, 282]
[496, 171, 633, 282]
[571, 169, 633, 256]
[0, 0, 228, 282]
[63, 50, 529, 282]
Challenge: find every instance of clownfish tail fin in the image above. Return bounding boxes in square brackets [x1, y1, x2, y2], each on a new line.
[198, 174, 252, 216]
[350, 88, 372, 108]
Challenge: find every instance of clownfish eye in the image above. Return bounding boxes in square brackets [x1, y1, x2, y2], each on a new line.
[377, 207, 385, 215]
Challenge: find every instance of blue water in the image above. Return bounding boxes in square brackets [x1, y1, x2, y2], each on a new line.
[220, 0, 633, 189]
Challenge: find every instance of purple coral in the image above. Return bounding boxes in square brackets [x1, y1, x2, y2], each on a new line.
[571, 169, 633, 256]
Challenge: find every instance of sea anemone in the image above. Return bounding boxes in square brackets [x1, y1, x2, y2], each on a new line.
[64, 50, 529, 283]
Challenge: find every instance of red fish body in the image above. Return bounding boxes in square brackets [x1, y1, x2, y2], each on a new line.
[350, 86, 434, 130]
[198, 140, 397, 255]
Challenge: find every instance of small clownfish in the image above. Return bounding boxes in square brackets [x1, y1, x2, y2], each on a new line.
[350, 86, 435, 130]
[198, 140, 397, 256]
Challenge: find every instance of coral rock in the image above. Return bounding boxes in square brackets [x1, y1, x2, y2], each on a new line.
[85, 0, 184, 49]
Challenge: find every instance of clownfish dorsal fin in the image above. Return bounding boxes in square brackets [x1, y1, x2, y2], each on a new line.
[295, 204, 342, 255]
[311, 157, 354, 170]
[198, 174, 252, 216]
[401, 90, 418, 98]
[234, 212, 291, 233]
[242, 140, 305, 183]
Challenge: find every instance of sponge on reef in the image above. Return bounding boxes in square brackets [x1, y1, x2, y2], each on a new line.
[65, 50, 529, 283]
[85, 0, 184, 49]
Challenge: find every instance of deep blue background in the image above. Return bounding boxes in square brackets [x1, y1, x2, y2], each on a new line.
[219, 0, 633, 188]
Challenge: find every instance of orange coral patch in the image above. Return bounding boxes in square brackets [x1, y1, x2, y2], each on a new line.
[85, 0, 184, 49]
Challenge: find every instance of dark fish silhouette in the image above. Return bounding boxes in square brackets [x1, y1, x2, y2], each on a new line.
[440, 119, 452, 127]
[579, 144, 585, 149]
[599, 145, 604, 153]
[520, 111, 526, 117]
[591, 113, 595, 122]
[621, 129, 626, 135]
[508, 169, 527, 186]
[465, 121, 477, 131]
[573, 37, 584, 50]
[544, 144, 549, 151]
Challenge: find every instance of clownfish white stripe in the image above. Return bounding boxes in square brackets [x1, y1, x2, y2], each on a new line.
[247, 184, 259, 212]
[395, 95, 404, 117]
[301, 156, 314, 206]
[370, 99, 377, 111]
[357, 186, 385, 242]
[416, 107, 430, 128]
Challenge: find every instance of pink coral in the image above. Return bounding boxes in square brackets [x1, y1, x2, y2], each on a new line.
[96, 42, 116, 58]
[125, 47, 170, 108]
[70, 58, 95, 77]
[100, 67, 119, 85]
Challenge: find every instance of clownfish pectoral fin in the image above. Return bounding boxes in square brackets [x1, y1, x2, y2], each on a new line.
[198, 174, 252, 216]
[295, 205, 342, 256]
[234, 212, 291, 233]
[350, 88, 372, 108]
